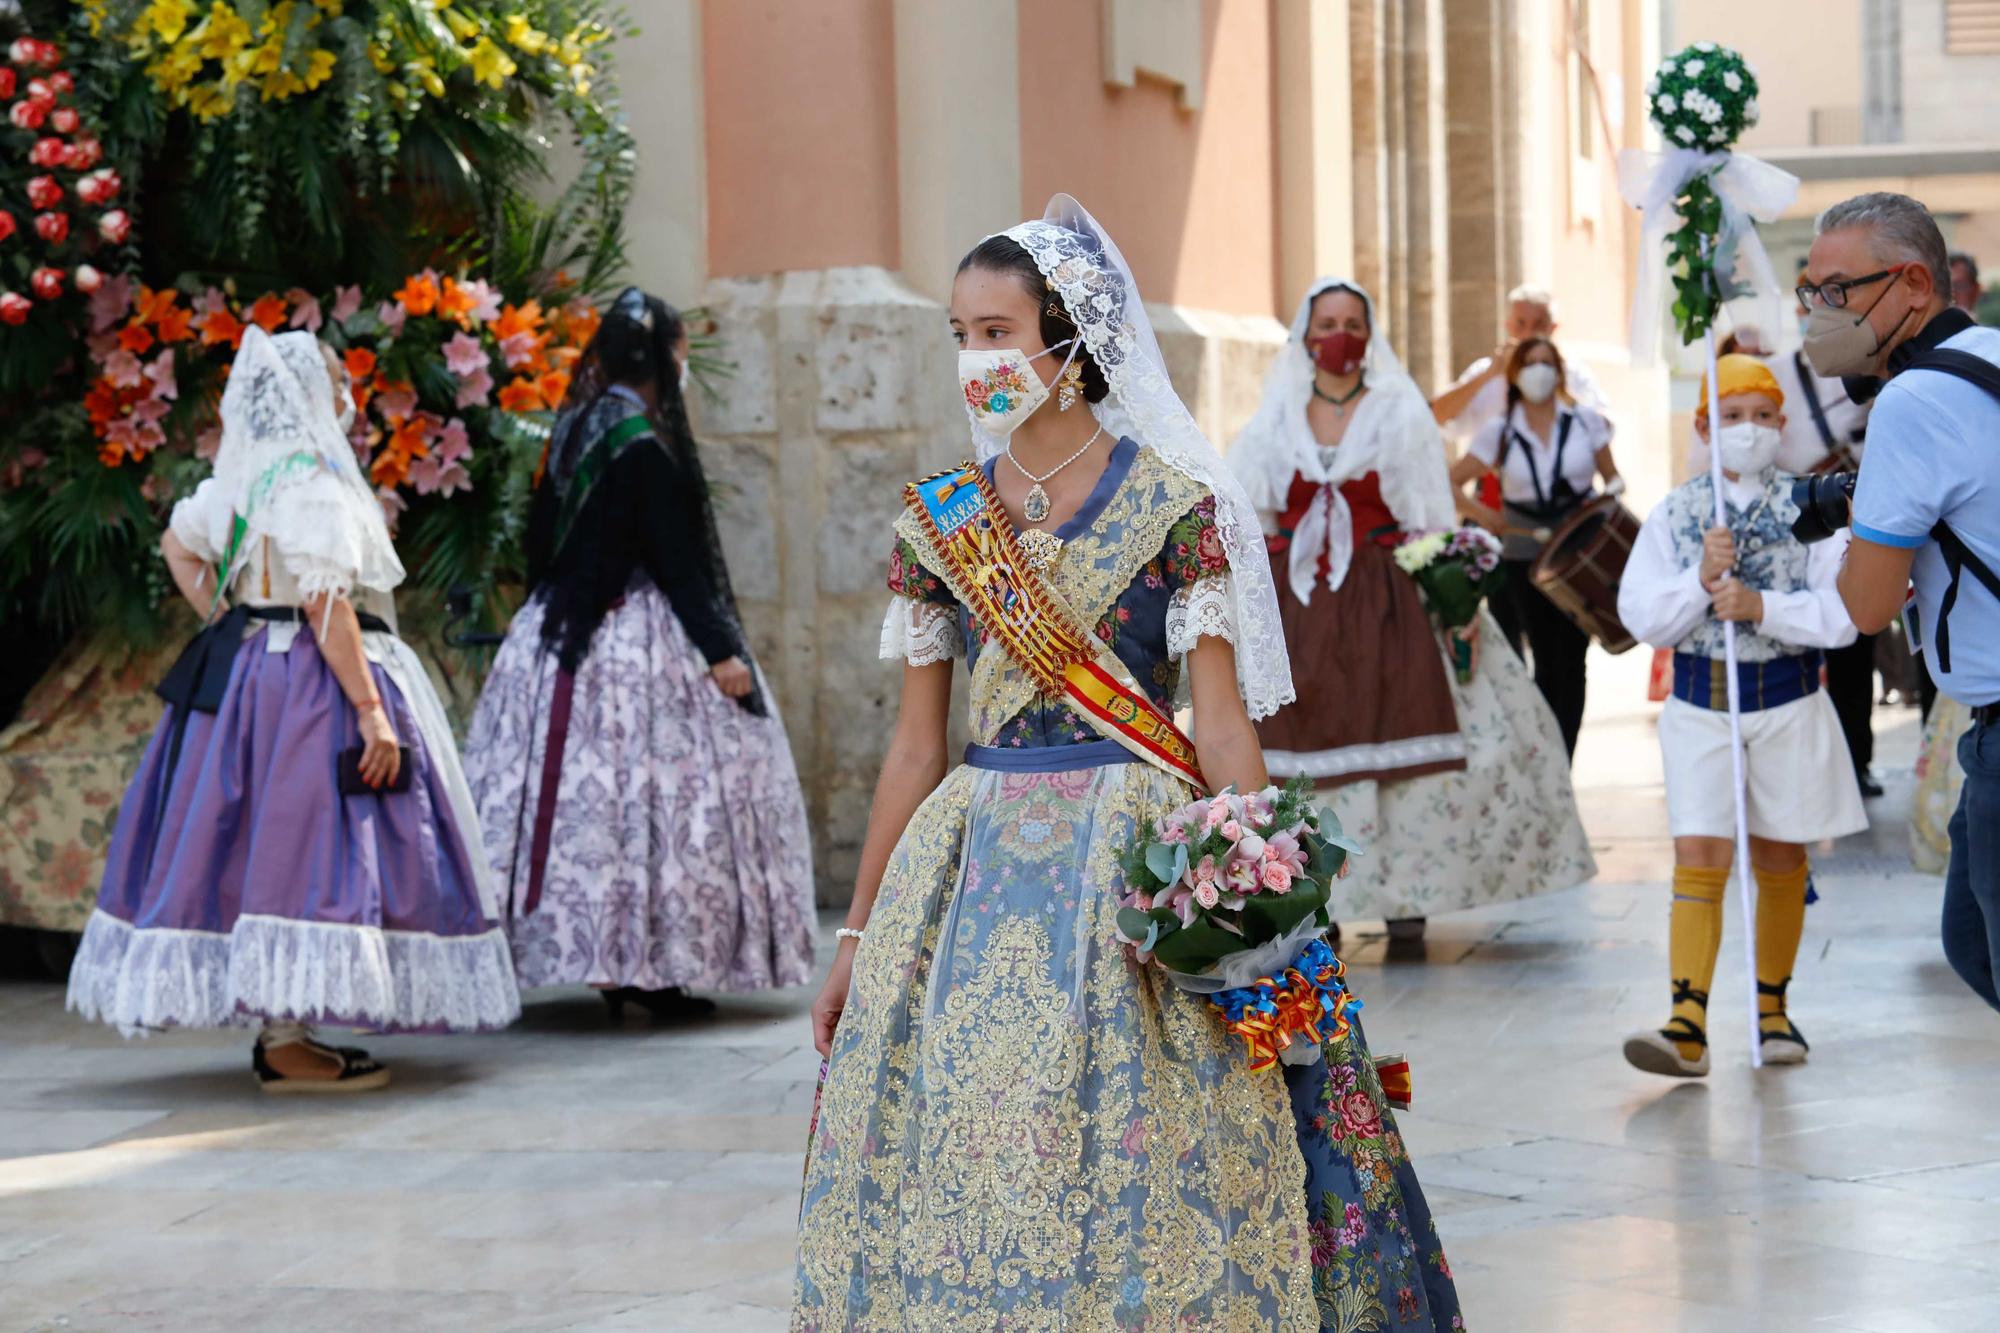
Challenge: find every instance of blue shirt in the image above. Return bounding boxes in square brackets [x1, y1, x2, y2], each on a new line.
[1852, 324, 2000, 704]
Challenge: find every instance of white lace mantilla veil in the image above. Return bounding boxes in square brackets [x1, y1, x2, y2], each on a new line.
[192, 325, 406, 601]
[979, 194, 1294, 719]
[1227, 276, 1457, 603]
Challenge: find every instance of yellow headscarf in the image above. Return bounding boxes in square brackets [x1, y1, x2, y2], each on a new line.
[1696, 353, 1785, 415]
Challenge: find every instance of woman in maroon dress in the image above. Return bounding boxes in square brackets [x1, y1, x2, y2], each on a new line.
[1229, 279, 1594, 937]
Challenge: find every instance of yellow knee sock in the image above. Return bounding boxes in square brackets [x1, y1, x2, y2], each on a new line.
[1754, 860, 1811, 1036]
[1667, 864, 1730, 1060]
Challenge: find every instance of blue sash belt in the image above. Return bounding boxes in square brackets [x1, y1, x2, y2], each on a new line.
[964, 740, 1139, 773]
[1670, 650, 1822, 713]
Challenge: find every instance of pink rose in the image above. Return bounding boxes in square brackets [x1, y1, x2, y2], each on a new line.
[1258, 860, 1293, 893]
[96, 209, 130, 244]
[1266, 831, 1308, 875]
[1157, 821, 1188, 845]
[1219, 819, 1244, 843]
[1191, 854, 1218, 885]
[1337, 1090, 1382, 1140]
[1193, 880, 1219, 909]
[1196, 523, 1226, 571]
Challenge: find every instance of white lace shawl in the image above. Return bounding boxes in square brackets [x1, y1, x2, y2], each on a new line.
[1228, 278, 1457, 602]
[170, 327, 404, 602]
[963, 196, 1293, 719]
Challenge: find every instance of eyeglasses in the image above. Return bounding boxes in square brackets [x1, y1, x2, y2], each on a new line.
[1796, 263, 1908, 310]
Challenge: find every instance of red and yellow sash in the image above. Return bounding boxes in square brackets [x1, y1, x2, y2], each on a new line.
[904, 463, 1206, 790]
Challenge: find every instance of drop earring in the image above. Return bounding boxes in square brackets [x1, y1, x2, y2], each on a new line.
[1056, 360, 1084, 412]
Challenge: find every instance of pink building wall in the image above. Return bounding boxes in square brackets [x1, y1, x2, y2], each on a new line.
[1016, 0, 1280, 319]
[702, 0, 901, 278]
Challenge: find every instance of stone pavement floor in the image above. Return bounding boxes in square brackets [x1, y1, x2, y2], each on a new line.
[4, 645, 1998, 1332]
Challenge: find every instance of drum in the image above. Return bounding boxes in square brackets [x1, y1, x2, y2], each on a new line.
[1530, 495, 1642, 654]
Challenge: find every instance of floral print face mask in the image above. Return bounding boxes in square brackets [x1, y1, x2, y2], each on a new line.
[959, 338, 1077, 437]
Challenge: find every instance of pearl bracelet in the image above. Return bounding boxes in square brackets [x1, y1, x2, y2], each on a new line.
[835, 927, 865, 943]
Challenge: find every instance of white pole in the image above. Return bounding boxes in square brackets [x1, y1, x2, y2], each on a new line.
[1698, 234, 1763, 1070]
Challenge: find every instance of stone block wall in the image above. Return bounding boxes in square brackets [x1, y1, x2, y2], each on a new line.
[693, 265, 1285, 905]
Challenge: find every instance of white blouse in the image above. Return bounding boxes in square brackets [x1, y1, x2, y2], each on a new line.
[1467, 403, 1611, 507]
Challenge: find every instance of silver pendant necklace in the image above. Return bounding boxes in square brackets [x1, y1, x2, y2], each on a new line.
[1006, 424, 1105, 524]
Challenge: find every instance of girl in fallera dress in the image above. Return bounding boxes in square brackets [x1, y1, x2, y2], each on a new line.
[67, 327, 519, 1090]
[1230, 280, 1593, 941]
[793, 201, 1462, 1332]
[463, 288, 815, 1018]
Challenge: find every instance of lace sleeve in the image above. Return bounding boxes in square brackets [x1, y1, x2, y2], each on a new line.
[1166, 574, 1237, 658]
[879, 597, 963, 665]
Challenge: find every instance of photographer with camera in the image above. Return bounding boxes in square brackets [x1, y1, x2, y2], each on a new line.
[1797, 192, 2000, 1013]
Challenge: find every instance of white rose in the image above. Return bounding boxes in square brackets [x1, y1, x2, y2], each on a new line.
[1723, 70, 1742, 92]
[1657, 94, 1677, 113]
[1696, 40, 1716, 52]
[1685, 59, 1705, 77]
[1745, 98, 1760, 123]
[1662, 59, 1677, 74]
[1675, 125, 1696, 144]
[1703, 103, 1723, 124]
[1646, 77, 1659, 97]
[1709, 125, 1729, 144]
[1747, 60, 1760, 78]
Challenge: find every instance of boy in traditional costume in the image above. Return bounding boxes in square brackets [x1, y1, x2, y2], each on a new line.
[1617, 354, 1867, 1077]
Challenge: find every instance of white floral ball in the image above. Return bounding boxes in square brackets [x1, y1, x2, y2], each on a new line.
[1647, 41, 1758, 151]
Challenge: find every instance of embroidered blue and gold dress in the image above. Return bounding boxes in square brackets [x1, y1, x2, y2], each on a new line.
[793, 438, 1463, 1333]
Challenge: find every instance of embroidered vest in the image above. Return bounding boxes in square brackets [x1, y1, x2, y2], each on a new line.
[1663, 472, 1810, 664]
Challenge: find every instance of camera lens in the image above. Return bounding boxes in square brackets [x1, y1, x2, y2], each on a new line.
[1789, 472, 1857, 544]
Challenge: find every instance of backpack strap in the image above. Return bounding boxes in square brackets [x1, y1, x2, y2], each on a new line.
[1906, 348, 2000, 674]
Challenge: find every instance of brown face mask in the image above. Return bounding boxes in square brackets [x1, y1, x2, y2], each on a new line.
[1802, 266, 1918, 378]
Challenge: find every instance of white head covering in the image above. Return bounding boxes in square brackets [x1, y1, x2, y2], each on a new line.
[1228, 278, 1456, 602]
[978, 195, 1293, 720]
[203, 326, 405, 601]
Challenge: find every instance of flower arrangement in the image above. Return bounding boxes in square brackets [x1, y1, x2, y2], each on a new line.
[0, 33, 133, 393]
[73, 0, 633, 289]
[1393, 525, 1504, 683]
[1642, 41, 1762, 343]
[1115, 778, 1365, 1071]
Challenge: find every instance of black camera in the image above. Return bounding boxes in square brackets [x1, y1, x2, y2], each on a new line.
[1791, 471, 1857, 544]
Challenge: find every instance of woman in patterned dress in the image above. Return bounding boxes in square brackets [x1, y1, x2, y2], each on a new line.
[1230, 280, 1595, 940]
[793, 199, 1463, 1332]
[462, 289, 814, 1017]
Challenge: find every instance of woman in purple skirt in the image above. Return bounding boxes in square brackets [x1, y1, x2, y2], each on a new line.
[462, 289, 814, 1019]
[66, 327, 520, 1091]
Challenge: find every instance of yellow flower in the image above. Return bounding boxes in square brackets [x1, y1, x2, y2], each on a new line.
[186, 80, 234, 119]
[303, 48, 337, 89]
[411, 61, 445, 97]
[259, 1, 297, 39]
[189, 2, 253, 61]
[139, 0, 197, 46]
[503, 14, 549, 55]
[441, 7, 482, 42]
[367, 41, 396, 74]
[468, 36, 517, 87]
[146, 46, 205, 93]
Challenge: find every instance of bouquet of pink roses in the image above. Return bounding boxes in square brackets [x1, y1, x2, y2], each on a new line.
[1115, 776, 1365, 1071]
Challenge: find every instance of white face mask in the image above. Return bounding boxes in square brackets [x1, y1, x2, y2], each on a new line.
[678, 357, 691, 393]
[959, 338, 1078, 438]
[1515, 363, 1560, 404]
[1715, 421, 1782, 476]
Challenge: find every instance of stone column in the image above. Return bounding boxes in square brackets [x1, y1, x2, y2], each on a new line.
[697, 269, 963, 906]
[1274, 0, 1355, 311]
[1442, 0, 1509, 379]
[1348, 0, 1390, 306]
[1397, 0, 1451, 393]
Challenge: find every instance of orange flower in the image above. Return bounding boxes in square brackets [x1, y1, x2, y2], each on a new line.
[562, 303, 601, 348]
[99, 440, 127, 466]
[117, 323, 156, 354]
[547, 344, 581, 372]
[155, 305, 194, 344]
[435, 277, 478, 327]
[134, 286, 180, 325]
[369, 449, 411, 488]
[343, 347, 378, 380]
[84, 379, 121, 426]
[537, 369, 571, 407]
[497, 376, 545, 413]
[388, 415, 431, 459]
[246, 293, 288, 332]
[395, 272, 440, 317]
[197, 308, 246, 349]
[493, 300, 544, 342]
